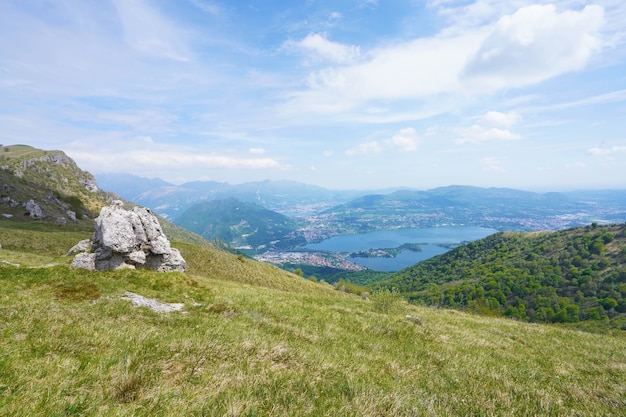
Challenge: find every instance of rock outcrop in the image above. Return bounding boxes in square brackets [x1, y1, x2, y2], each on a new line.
[71, 201, 186, 272]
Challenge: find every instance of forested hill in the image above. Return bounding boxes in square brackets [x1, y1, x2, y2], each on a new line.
[380, 223, 626, 330]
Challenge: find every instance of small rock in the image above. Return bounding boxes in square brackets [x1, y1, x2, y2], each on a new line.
[122, 292, 184, 313]
[67, 239, 92, 256]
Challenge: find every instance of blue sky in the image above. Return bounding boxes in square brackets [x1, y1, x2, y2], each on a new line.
[1, 0, 625, 190]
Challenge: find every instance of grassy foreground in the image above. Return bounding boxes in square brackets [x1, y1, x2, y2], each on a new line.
[1, 226, 626, 416]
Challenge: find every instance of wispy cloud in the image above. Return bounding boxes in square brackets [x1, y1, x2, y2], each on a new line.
[346, 127, 420, 156]
[481, 157, 506, 172]
[188, 0, 223, 15]
[480, 111, 520, 128]
[587, 145, 626, 155]
[346, 141, 384, 156]
[249, 147, 266, 155]
[283, 33, 360, 64]
[112, 0, 192, 61]
[456, 110, 522, 144]
[456, 126, 522, 145]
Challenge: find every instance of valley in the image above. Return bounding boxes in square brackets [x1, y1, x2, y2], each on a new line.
[96, 173, 626, 276]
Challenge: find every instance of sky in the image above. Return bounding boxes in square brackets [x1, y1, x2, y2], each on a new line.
[1, 0, 626, 191]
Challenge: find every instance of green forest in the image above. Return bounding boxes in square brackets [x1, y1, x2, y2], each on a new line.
[380, 223, 626, 330]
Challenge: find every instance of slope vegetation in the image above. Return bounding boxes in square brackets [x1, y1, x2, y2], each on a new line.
[381, 223, 626, 330]
[1, 221, 625, 416]
[175, 198, 305, 252]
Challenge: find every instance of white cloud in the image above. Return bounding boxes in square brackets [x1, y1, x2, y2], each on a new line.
[481, 156, 505, 172]
[480, 111, 520, 128]
[304, 33, 480, 101]
[347, 128, 420, 156]
[188, 0, 222, 15]
[587, 145, 626, 155]
[565, 162, 587, 169]
[73, 148, 281, 174]
[96, 109, 178, 133]
[329, 12, 342, 20]
[462, 4, 604, 89]
[456, 125, 522, 144]
[249, 147, 266, 155]
[285, 33, 360, 64]
[286, 4, 606, 116]
[346, 141, 384, 156]
[386, 128, 419, 151]
[112, 0, 192, 61]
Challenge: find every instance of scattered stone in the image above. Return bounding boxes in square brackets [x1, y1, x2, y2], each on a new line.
[2, 214, 12, 219]
[405, 314, 422, 325]
[70, 200, 186, 272]
[25, 199, 43, 219]
[122, 291, 184, 313]
[2, 197, 19, 207]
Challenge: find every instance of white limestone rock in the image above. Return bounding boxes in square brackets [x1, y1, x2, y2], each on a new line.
[70, 201, 186, 272]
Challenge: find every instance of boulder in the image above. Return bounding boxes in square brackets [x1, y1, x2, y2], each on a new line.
[70, 201, 186, 272]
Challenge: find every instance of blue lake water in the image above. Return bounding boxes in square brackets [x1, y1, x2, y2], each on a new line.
[305, 226, 497, 272]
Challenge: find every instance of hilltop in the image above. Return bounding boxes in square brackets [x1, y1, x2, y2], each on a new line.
[0, 144, 110, 223]
[0, 145, 210, 247]
[380, 223, 626, 331]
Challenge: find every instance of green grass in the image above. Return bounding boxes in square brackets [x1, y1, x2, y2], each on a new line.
[0, 144, 47, 160]
[1, 224, 625, 416]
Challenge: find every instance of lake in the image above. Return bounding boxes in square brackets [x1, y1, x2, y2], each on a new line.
[305, 226, 497, 272]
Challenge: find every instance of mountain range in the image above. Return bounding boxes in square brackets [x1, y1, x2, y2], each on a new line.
[95, 173, 371, 218]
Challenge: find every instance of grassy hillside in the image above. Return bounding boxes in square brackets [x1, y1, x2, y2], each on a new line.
[1, 222, 625, 416]
[381, 223, 626, 331]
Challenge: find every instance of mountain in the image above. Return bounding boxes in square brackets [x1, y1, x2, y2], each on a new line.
[94, 174, 367, 218]
[0, 145, 212, 247]
[379, 222, 626, 330]
[317, 185, 626, 234]
[0, 144, 112, 223]
[94, 172, 173, 201]
[174, 198, 306, 252]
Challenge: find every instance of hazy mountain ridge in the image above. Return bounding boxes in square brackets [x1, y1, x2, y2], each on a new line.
[95, 174, 368, 218]
[318, 185, 626, 233]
